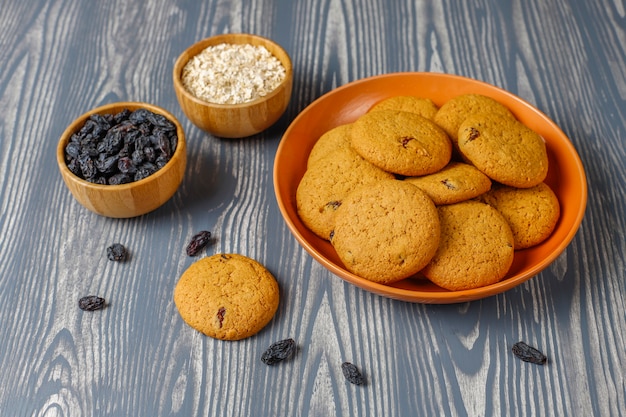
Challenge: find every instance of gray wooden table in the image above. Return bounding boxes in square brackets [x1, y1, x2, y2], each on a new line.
[1, 0, 624, 416]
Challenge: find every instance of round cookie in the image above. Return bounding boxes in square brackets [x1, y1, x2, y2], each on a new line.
[433, 93, 516, 149]
[350, 110, 452, 176]
[478, 182, 560, 249]
[330, 180, 440, 284]
[457, 113, 549, 188]
[297, 146, 394, 240]
[421, 200, 514, 291]
[404, 162, 492, 205]
[307, 123, 353, 168]
[368, 96, 439, 120]
[174, 253, 279, 341]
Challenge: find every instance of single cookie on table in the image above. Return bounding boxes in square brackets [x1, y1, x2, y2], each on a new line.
[368, 96, 439, 120]
[457, 112, 548, 188]
[174, 253, 280, 341]
[350, 110, 452, 176]
[478, 182, 560, 249]
[421, 200, 515, 291]
[433, 93, 516, 149]
[330, 179, 440, 284]
[297, 146, 394, 240]
[307, 123, 353, 168]
[404, 162, 492, 205]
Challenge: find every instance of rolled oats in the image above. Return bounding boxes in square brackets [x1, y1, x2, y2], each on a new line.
[182, 43, 286, 105]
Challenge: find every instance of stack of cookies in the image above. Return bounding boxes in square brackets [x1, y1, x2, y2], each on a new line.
[296, 94, 560, 291]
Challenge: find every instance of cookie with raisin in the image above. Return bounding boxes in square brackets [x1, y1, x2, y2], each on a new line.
[433, 93, 516, 151]
[368, 96, 439, 120]
[457, 112, 548, 188]
[307, 123, 353, 168]
[478, 182, 560, 249]
[421, 200, 515, 291]
[174, 253, 280, 341]
[404, 162, 492, 205]
[297, 146, 394, 240]
[350, 110, 452, 176]
[330, 180, 440, 284]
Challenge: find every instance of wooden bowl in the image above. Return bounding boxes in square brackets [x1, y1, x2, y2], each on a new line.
[172, 33, 293, 138]
[57, 102, 187, 218]
[274, 72, 588, 303]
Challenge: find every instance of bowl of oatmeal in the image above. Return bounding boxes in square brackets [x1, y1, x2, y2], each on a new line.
[173, 33, 293, 138]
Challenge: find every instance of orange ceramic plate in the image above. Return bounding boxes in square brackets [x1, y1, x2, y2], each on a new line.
[273, 72, 587, 303]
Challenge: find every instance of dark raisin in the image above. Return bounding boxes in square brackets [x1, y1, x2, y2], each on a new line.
[325, 201, 342, 211]
[65, 141, 81, 159]
[155, 155, 169, 169]
[156, 131, 171, 158]
[117, 157, 137, 174]
[89, 176, 107, 185]
[186, 231, 212, 256]
[131, 148, 145, 165]
[108, 173, 131, 185]
[148, 112, 175, 130]
[129, 108, 151, 124]
[143, 146, 156, 162]
[441, 179, 456, 190]
[401, 136, 415, 148]
[67, 158, 81, 176]
[79, 295, 106, 311]
[95, 154, 119, 174]
[106, 243, 127, 261]
[134, 163, 157, 181]
[261, 338, 296, 365]
[216, 307, 226, 328]
[78, 154, 97, 179]
[512, 341, 547, 365]
[113, 108, 131, 124]
[341, 362, 365, 385]
[468, 127, 481, 141]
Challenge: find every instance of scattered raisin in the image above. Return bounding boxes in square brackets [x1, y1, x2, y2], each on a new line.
[107, 243, 127, 261]
[261, 338, 296, 365]
[186, 230, 212, 256]
[79, 296, 106, 311]
[341, 362, 365, 385]
[512, 341, 547, 365]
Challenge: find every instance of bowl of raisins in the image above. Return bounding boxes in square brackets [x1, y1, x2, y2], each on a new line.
[57, 102, 187, 218]
[172, 33, 293, 138]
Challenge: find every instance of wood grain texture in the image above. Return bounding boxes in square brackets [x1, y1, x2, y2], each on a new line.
[0, 0, 624, 416]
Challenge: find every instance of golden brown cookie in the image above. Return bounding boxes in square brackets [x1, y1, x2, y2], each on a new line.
[368, 96, 439, 120]
[350, 110, 452, 176]
[330, 180, 440, 284]
[174, 253, 280, 341]
[404, 162, 492, 205]
[421, 200, 514, 291]
[457, 113, 548, 188]
[297, 146, 394, 240]
[433, 93, 516, 149]
[478, 182, 560, 249]
[307, 123, 353, 168]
